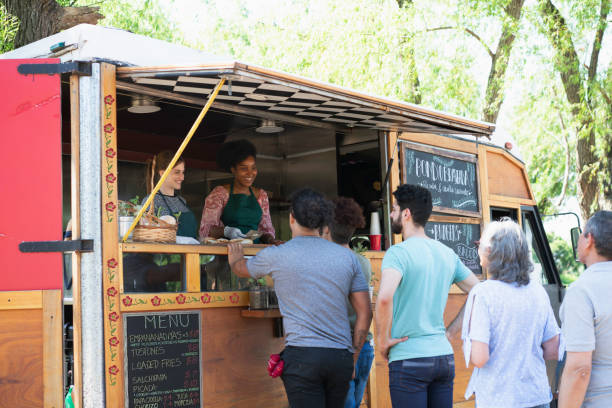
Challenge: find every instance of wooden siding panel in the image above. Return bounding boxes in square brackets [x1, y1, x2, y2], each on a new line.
[201, 307, 287, 407]
[0, 309, 44, 407]
[486, 151, 530, 199]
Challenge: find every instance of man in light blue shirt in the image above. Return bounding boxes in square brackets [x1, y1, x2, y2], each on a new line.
[376, 184, 479, 407]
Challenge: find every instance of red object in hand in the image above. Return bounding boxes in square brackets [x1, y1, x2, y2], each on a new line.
[267, 354, 284, 377]
[271, 360, 284, 378]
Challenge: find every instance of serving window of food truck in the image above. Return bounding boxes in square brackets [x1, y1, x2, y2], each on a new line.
[0, 24, 564, 408]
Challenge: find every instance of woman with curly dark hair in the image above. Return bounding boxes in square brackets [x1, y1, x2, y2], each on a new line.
[199, 139, 276, 244]
[324, 197, 373, 408]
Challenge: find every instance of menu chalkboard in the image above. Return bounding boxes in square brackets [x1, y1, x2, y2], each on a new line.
[425, 221, 482, 274]
[402, 142, 479, 215]
[124, 311, 202, 408]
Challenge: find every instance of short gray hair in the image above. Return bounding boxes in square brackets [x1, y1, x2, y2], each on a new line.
[584, 210, 612, 259]
[480, 217, 532, 286]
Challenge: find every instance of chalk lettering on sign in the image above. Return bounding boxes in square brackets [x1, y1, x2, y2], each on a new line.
[145, 314, 190, 330]
[131, 346, 166, 357]
[404, 143, 479, 214]
[125, 312, 201, 408]
[425, 222, 481, 274]
[414, 157, 468, 186]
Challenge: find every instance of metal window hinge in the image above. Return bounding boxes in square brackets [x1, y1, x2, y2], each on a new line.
[17, 61, 92, 76]
[19, 239, 94, 253]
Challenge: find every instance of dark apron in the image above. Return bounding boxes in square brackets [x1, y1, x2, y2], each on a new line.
[159, 194, 198, 239]
[221, 182, 263, 241]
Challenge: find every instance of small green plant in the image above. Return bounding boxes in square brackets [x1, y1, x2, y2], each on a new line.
[118, 196, 141, 216]
[352, 241, 368, 254]
[247, 277, 267, 287]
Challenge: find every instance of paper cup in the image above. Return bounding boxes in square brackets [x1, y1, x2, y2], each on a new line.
[370, 212, 381, 235]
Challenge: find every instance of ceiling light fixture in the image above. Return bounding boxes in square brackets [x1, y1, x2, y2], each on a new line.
[127, 95, 161, 114]
[255, 119, 284, 133]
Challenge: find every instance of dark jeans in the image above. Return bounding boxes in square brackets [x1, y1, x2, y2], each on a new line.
[389, 354, 455, 408]
[281, 346, 354, 408]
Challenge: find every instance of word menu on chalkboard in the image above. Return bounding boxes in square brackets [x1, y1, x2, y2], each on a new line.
[425, 221, 482, 274]
[124, 311, 202, 408]
[402, 141, 479, 215]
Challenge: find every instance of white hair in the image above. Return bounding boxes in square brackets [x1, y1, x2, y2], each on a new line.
[480, 217, 532, 286]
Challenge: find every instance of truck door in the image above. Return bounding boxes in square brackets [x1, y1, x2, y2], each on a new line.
[0, 59, 64, 407]
[521, 206, 564, 316]
[521, 205, 564, 393]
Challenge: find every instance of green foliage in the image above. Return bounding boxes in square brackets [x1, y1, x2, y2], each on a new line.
[71, 0, 183, 44]
[547, 232, 583, 280]
[0, 4, 19, 53]
[3, 0, 609, 216]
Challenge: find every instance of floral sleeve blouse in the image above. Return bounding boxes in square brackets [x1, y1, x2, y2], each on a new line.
[199, 185, 275, 239]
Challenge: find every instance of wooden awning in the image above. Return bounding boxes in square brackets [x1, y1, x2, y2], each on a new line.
[117, 62, 495, 137]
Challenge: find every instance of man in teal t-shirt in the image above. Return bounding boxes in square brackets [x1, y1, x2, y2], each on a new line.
[376, 184, 479, 408]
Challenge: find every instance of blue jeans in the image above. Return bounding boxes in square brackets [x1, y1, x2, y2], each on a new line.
[389, 354, 455, 408]
[344, 341, 375, 408]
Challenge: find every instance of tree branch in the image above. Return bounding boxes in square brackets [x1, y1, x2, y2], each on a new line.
[599, 83, 612, 106]
[482, 0, 525, 123]
[0, 0, 103, 48]
[588, 0, 610, 83]
[554, 109, 571, 206]
[427, 26, 494, 58]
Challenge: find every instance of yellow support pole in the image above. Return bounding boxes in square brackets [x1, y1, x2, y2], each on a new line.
[122, 77, 227, 242]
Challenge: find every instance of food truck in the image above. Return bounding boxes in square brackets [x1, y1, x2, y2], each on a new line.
[0, 24, 564, 408]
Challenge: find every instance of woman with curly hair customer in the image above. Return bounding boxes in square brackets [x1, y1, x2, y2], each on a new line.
[462, 217, 560, 408]
[199, 139, 276, 244]
[323, 197, 374, 408]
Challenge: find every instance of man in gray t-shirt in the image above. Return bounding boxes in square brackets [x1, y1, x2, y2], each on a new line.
[559, 211, 612, 408]
[228, 188, 371, 408]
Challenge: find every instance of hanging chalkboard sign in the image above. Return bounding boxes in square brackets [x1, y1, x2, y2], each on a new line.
[401, 141, 480, 216]
[124, 311, 202, 408]
[425, 221, 482, 274]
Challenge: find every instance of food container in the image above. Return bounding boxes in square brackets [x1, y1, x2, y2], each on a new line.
[249, 286, 269, 310]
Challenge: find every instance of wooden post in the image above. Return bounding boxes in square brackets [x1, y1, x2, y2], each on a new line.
[43, 290, 64, 407]
[186, 253, 201, 292]
[99, 63, 124, 407]
[387, 131, 401, 245]
[69, 73, 83, 408]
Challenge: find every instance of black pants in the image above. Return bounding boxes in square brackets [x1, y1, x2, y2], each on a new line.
[281, 346, 354, 408]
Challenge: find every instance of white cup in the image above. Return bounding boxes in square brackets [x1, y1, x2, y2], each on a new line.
[370, 212, 381, 235]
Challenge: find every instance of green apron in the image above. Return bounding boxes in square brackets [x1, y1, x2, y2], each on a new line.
[221, 182, 263, 241]
[159, 194, 198, 239]
[176, 210, 198, 239]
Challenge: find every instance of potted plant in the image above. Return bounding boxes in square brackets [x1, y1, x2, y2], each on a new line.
[118, 196, 140, 240]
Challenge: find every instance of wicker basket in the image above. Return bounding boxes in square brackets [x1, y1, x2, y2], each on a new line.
[132, 157, 179, 243]
[133, 218, 178, 243]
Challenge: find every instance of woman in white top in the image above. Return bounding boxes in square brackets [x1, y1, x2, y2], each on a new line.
[462, 217, 560, 408]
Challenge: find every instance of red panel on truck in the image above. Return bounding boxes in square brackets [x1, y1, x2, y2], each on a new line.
[0, 59, 62, 290]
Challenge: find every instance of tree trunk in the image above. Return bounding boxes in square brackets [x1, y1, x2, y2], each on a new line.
[0, 0, 102, 49]
[482, 0, 525, 123]
[538, 0, 610, 218]
[396, 0, 421, 104]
